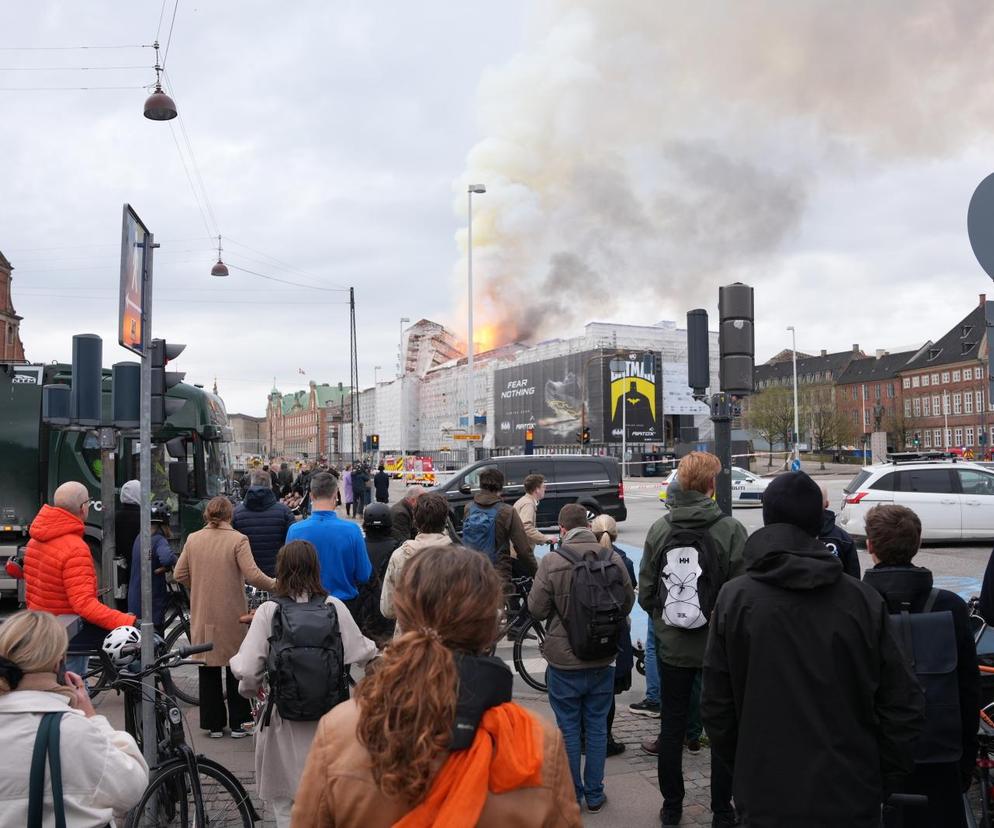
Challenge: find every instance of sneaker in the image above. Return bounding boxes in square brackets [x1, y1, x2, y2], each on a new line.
[712, 811, 738, 828]
[660, 806, 682, 825]
[606, 739, 626, 757]
[629, 698, 661, 717]
[587, 796, 607, 814]
[685, 738, 701, 754]
[208, 731, 224, 739]
[230, 728, 251, 739]
[641, 736, 659, 755]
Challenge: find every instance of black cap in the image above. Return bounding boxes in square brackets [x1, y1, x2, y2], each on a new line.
[761, 471, 823, 537]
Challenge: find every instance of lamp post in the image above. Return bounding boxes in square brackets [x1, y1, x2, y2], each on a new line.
[398, 319, 409, 462]
[786, 326, 800, 463]
[467, 184, 486, 463]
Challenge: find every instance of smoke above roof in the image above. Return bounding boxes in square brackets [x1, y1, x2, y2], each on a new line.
[453, 1, 994, 344]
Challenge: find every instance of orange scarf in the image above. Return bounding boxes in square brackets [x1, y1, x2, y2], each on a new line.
[395, 702, 543, 828]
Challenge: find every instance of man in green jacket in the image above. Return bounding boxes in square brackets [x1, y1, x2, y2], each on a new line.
[638, 451, 747, 828]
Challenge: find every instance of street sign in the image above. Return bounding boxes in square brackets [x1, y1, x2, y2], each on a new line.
[791, 458, 801, 472]
[453, 433, 483, 441]
[119, 204, 149, 355]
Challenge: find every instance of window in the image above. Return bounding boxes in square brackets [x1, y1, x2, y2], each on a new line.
[953, 370, 962, 382]
[852, 410, 859, 425]
[554, 460, 609, 484]
[979, 367, 985, 380]
[870, 472, 898, 491]
[896, 469, 955, 494]
[888, 383, 895, 398]
[913, 398, 921, 417]
[904, 399, 912, 417]
[912, 375, 920, 388]
[923, 397, 931, 417]
[874, 384, 881, 399]
[851, 386, 858, 400]
[967, 426, 976, 445]
[935, 429, 944, 448]
[864, 409, 870, 427]
[902, 377, 911, 389]
[966, 393, 974, 414]
[922, 374, 930, 387]
[978, 390, 984, 412]
[931, 373, 940, 384]
[955, 427, 964, 445]
[946, 428, 953, 446]
[960, 469, 994, 495]
[964, 368, 973, 381]
[932, 395, 941, 415]
[942, 371, 951, 383]
[924, 430, 932, 448]
[953, 393, 962, 415]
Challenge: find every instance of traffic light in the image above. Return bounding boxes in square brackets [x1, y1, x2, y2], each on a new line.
[686, 309, 710, 400]
[370, 434, 379, 449]
[150, 338, 186, 428]
[718, 283, 754, 396]
[524, 427, 534, 456]
[582, 426, 591, 444]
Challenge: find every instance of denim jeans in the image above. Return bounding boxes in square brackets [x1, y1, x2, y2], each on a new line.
[547, 664, 615, 807]
[645, 624, 660, 703]
[657, 658, 732, 816]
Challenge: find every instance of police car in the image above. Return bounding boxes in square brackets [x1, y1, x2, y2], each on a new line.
[659, 466, 769, 507]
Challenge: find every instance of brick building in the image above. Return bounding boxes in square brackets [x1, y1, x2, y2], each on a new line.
[266, 381, 351, 459]
[0, 250, 26, 362]
[834, 348, 922, 443]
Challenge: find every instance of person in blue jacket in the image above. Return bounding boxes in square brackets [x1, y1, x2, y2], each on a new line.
[128, 503, 177, 635]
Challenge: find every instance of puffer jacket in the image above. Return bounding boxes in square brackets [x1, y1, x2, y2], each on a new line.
[24, 504, 136, 630]
[232, 486, 294, 577]
[527, 527, 635, 670]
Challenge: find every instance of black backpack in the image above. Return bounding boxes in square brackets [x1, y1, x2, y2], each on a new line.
[264, 596, 349, 724]
[888, 589, 962, 764]
[654, 516, 724, 630]
[555, 544, 629, 661]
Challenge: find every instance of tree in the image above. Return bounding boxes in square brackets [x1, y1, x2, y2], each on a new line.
[803, 387, 854, 469]
[747, 387, 794, 467]
[883, 406, 920, 453]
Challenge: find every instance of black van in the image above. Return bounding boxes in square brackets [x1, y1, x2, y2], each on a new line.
[433, 454, 627, 532]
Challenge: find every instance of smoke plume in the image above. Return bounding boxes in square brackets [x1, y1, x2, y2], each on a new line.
[454, 1, 994, 344]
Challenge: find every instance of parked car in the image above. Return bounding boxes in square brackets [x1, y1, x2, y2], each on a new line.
[658, 466, 769, 508]
[432, 454, 627, 533]
[838, 458, 994, 541]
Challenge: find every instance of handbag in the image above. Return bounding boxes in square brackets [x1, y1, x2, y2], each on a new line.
[28, 711, 66, 828]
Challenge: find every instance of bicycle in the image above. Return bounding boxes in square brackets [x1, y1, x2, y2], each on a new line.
[110, 640, 259, 827]
[494, 576, 548, 693]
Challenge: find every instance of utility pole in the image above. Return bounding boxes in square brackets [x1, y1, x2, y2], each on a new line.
[349, 287, 358, 462]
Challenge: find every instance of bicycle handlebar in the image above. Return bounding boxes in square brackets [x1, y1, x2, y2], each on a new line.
[178, 642, 213, 657]
[885, 793, 928, 807]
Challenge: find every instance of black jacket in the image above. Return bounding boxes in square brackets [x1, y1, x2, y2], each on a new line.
[364, 532, 399, 581]
[389, 499, 416, 546]
[819, 509, 860, 579]
[114, 503, 141, 611]
[373, 471, 390, 501]
[863, 563, 979, 789]
[701, 523, 924, 828]
[232, 486, 294, 577]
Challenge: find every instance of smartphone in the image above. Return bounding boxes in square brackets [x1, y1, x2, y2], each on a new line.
[55, 659, 67, 686]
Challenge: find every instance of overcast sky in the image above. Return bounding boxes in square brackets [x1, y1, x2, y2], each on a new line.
[3, 2, 994, 417]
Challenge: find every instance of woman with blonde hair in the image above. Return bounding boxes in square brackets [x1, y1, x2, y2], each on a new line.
[590, 514, 637, 757]
[0, 610, 147, 826]
[174, 496, 276, 739]
[293, 544, 581, 826]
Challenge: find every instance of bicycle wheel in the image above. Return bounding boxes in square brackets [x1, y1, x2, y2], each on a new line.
[512, 619, 549, 693]
[126, 757, 255, 827]
[162, 621, 200, 706]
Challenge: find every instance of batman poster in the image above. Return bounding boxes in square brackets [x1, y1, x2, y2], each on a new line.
[606, 351, 662, 442]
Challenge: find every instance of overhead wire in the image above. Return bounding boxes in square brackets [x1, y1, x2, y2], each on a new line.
[226, 263, 349, 292]
[161, 0, 180, 70]
[0, 45, 151, 51]
[0, 66, 148, 71]
[0, 85, 148, 91]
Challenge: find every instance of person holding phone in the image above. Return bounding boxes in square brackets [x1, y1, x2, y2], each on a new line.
[0, 610, 148, 827]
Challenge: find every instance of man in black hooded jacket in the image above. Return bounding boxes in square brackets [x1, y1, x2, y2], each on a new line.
[862, 504, 978, 828]
[232, 470, 295, 577]
[701, 471, 924, 828]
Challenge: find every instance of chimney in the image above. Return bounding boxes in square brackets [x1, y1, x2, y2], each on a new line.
[981, 293, 987, 307]
[852, 344, 859, 354]
[820, 349, 827, 357]
[876, 349, 886, 358]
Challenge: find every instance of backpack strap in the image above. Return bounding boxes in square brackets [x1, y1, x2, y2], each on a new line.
[28, 712, 67, 828]
[923, 588, 940, 614]
[554, 544, 582, 566]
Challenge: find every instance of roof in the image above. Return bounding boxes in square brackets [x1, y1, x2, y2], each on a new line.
[902, 304, 985, 370]
[272, 382, 352, 415]
[835, 349, 922, 385]
[0, 250, 11, 272]
[754, 349, 861, 384]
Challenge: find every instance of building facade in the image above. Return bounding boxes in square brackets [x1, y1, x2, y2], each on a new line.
[266, 381, 351, 459]
[0, 250, 26, 362]
[228, 413, 266, 468]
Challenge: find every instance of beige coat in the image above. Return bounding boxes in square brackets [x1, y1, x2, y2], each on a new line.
[379, 532, 452, 621]
[229, 594, 377, 802]
[291, 700, 581, 827]
[512, 493, 550, 556]
[173, 522, 276, 667]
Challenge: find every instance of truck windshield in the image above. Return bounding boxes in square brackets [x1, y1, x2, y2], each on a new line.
[206, 440, 231, 497]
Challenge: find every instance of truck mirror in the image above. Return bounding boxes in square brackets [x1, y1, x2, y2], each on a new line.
[165, 437, 187, 460]
[168, 460, 190, 496]
[202, 425, 222, 440]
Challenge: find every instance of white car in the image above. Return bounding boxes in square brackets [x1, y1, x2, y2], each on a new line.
[659, 466, 769, 507]
[838, 459, 994, 541]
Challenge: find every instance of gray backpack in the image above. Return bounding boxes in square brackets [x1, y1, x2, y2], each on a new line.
[554, 544, 628, 660]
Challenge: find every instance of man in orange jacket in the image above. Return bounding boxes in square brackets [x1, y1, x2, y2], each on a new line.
[24, 481, 136, 675]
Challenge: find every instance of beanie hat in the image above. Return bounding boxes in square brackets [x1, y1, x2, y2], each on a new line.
[761, 471, 823, 537]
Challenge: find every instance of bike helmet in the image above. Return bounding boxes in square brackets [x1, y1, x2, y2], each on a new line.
[363, 502, 392, 531]
[150, 501, 171, 525]
[102, 626, 141, 668]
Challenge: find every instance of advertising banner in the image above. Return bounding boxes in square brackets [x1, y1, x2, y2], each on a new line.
[605, 351, 663, 442]
[119, 204, 149, 355]
[662, 362, 710, 416]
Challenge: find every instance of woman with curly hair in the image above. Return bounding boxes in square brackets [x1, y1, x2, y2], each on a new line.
[292, 544, 580, 827]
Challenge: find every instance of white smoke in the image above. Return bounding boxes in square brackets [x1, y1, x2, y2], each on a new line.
[453, 1, 994, 343]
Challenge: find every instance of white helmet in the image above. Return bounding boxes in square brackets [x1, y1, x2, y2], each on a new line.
[102, 626, 141, 668]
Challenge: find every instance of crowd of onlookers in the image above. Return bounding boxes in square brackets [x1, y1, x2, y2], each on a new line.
[0, 451, 987, 827]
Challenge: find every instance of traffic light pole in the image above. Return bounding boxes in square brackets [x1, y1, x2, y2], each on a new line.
[710, 392, 734, 517]
[139, 233, 157, 768]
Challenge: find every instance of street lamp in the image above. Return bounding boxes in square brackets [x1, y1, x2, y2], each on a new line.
[786, 326, 800, 464]
[398, 319, 409, 461]
[143, 41, 177, 121]
[467, 184, 486, 462]
[210, 234, 228, 278]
